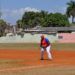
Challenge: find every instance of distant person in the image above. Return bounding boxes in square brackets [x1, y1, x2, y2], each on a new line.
[40, 34, 52, 60]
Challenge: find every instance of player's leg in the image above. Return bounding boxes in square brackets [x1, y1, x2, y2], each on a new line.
[40, 48, 44, 60]
[46, 45, 52, 60]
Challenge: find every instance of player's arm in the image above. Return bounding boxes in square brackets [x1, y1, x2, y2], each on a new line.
[45, 38, 50, 46]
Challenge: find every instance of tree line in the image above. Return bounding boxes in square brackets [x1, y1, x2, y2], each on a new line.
[17, 11, 69, 28]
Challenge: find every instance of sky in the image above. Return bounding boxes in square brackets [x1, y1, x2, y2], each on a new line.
[0, 0, 72, 25]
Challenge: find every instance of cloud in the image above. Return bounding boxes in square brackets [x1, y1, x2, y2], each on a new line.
[24, 7, 40, 12]
[60, 7, 67, 14]
[1, 7, 40, 17]
[11, 7, 40, 17]
[1, 7, 40, 24]
[55, 7, 67, 14]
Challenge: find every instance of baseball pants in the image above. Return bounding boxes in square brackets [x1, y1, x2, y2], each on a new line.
[41, 45, 52, 60]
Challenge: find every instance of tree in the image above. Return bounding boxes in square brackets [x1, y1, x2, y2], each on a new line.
[42, 13, 70, 27]
[21, 11, 49, 28]
[0, 19, 7, 36]
[22, 12, 37, 28]
[16, 20, 23, 28]
[66, 0, 75, 23]
[39, 11, 48, 27]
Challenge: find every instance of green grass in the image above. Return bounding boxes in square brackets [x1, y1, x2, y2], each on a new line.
[0, 66, 75, 75]
[0, 43, 75, 51]
[52, 43, 75, 51]
[0, 43, 39, 50]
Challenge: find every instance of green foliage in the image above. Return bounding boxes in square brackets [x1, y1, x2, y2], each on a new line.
[0, 19, 7, 36]
[22, 12, 38, 28]
[66, 0, 75, 23]
[16, 11, 70, 28]
[0, 19, 6, 26]
[16, 19, 23, 28]
[45, 13, 69, 27]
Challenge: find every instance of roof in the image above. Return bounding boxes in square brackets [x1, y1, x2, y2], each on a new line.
[40, 27, 75, 32]
[25, 27, 75, 31]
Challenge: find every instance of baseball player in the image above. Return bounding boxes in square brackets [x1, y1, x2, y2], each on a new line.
[40, 34, 52, 60]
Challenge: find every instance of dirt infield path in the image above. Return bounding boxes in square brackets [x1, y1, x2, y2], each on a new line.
[0, 49, 75, 72]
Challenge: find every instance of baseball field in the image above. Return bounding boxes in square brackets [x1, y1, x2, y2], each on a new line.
[0, 43, 75, 75]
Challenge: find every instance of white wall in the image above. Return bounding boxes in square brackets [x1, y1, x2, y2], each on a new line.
[0, 33, 58, 43]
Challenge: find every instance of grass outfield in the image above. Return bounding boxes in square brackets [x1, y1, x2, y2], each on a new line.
[1, 66, 75, 75]
[0, 43, 75, 50]
[52, 43, 75, 51]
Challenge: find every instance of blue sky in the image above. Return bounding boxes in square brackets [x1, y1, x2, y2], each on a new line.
[0, 0, 71, 25]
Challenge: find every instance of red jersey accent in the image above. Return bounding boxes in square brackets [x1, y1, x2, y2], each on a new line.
[41, 39, 48, 47]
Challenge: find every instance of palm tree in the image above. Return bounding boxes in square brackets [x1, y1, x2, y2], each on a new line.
[66, 0, 75, 23]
